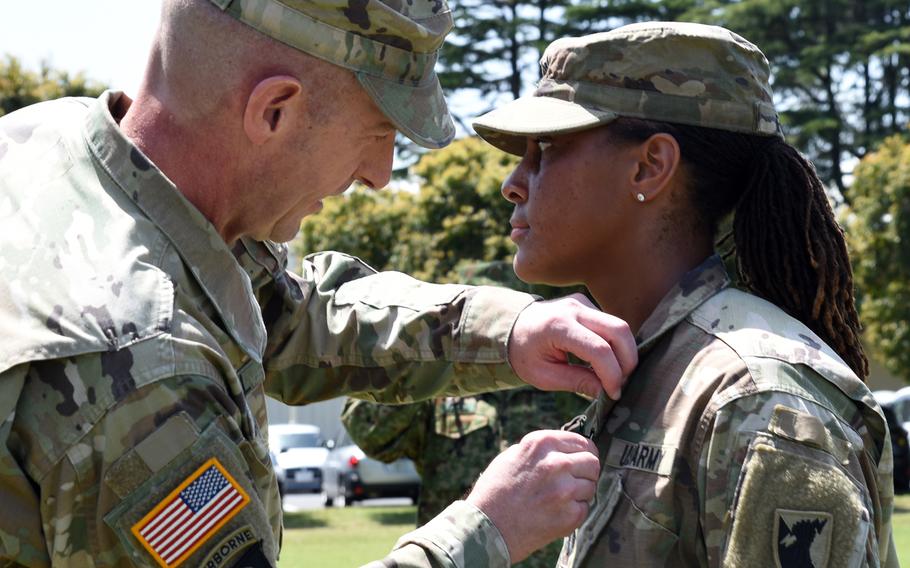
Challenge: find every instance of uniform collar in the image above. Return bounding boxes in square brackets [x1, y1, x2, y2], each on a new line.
[580, 255, 730, 440]
[82, 91, 266, 361]
[635, 254, 730, 355]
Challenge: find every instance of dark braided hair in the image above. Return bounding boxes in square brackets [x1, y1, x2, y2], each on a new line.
[604, 117, 868, 380]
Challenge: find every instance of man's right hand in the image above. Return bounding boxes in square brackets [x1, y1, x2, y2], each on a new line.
[509, 293, 637, 400]
[465, 430, 600, 564]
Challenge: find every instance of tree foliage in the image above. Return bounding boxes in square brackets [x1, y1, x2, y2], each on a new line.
[0, 55, 105, 117]
[437, 0, 910, 197]
[439, 0, 570, 111]
[845, 133, 910, 381]
[298, 138, 519, 283]
[297, 138, 576, 297]
[686, 0, 910, 199]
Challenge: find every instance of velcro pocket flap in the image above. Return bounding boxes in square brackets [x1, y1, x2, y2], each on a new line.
[722, 434, 870, 568]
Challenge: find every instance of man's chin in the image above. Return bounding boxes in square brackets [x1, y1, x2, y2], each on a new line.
[267, 226, 301, 243]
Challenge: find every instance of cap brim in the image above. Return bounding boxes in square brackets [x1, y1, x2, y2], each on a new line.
[358, 73, 455, 150]
[472, 96, 619, 155]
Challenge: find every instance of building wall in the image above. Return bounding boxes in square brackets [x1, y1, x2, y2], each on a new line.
[266, 396, 347, 443]
[867, 356, 906, 392]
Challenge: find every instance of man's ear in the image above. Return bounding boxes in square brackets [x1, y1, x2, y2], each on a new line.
[629, 133, 681, 202]
[243, 76, 303, 146]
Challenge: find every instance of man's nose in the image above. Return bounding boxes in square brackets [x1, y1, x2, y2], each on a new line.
[357, 133, 396, 190]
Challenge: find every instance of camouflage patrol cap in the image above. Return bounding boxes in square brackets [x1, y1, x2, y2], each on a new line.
[473, 22, 781, 155]
[209, 0, 455, 148]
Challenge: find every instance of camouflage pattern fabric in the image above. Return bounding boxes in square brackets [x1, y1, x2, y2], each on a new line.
[0, 92, 533, 567]
[211, 0, 456, 148]
[558, 255, 897, 567]
[473, 21, 782, 157]
[343, 388, 588, 568]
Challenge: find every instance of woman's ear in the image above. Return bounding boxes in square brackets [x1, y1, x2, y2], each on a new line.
[629, 133, 681, 202]
[242, 76, 303, 146]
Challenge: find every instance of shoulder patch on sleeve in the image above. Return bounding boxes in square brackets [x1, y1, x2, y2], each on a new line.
[722, 438, 869, 568]
[774, 509, 832, 568]
[131, 458, 250, 567]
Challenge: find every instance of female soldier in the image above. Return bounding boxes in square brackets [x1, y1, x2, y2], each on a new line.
[473, 22, 897, 567]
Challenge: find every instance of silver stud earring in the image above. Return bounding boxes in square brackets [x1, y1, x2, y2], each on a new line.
[636, 193, 646, 202]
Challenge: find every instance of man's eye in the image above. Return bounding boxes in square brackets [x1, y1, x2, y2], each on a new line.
[536, 139, 552, 153]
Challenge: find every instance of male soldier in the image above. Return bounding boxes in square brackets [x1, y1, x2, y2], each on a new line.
[0, 1, 638, 567]
[343, 262, 590, 568]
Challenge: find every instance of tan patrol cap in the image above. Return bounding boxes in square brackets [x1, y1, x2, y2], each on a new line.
[209, 0, 455, 149]
[473, 21, 782, 155]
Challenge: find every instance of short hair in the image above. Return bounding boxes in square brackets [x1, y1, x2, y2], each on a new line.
[150, 0, 352, 119]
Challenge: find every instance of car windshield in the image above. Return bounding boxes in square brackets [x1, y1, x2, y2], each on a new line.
[279, 433, 320, 450]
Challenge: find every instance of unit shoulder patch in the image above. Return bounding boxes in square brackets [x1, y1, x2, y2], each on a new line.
[774, 509, 832, 568]
[131, 457, 250, 567]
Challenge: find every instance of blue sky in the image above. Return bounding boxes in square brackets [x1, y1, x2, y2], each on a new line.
[0, 0, 163, 94]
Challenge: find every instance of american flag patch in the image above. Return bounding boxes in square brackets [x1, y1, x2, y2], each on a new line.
[131, 458, 250, 568]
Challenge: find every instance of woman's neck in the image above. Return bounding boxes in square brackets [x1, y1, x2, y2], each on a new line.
[586, 240, 714, 336]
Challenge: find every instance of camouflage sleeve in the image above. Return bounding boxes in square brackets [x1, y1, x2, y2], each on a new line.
[243, 247, 534, 405]
[341, 398, 430, 464]
[0, 365, 46, 566]
[362, 501, 511, 568]
[699, 389, 894, 567]
[2, 366, 282, 567]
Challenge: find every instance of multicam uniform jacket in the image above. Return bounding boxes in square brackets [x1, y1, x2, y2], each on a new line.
[0, 92, 533, 568]
[560, 255, 897, 568]
[342, 389, 588, 568]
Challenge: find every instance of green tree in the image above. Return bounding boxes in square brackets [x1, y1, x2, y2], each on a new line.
[845, 133, 910, 381]
[0, 55, 105, 117]
[560, 0, 696, 33]
[297, 137, 579, 300]
[686, 0, 910, 199]
[298, 137, 519, 282]
[438, 1, 571, 124]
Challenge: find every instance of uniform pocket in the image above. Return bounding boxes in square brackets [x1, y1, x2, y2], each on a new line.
[433, 396, 496, 439]
[558, 470, 623, 567]
[103, 420, 276, 567]
[558, 470, 680, 567]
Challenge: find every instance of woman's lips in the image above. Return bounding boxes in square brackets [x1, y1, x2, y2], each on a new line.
[510, 225, 529, 242]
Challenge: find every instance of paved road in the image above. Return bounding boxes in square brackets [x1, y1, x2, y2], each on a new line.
[282, 493, 413, 513]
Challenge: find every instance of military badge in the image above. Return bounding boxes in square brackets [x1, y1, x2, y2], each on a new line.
[774, 509, 832, 568]
[131, 458, 250, 567]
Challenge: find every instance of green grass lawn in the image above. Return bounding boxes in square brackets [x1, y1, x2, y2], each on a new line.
[894, 493, 910, 564]
[280, 496, 910, 567]
[279, 506, 417, 567]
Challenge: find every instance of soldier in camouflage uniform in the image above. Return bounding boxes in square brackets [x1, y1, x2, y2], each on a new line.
[344, 391, 589, 568]
[343, 262, 590, 568]
[473, 22, 898, 567]
[0, 2, 640, 567]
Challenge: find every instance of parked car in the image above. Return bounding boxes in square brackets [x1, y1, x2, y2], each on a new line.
[891, 386, 910, 432]
[322, 432, 420, 507]
[268, 423, 329, 494]
[874, 390, 910, 494]
[269, 450, 286, 497]
[884, 406, 910, 494]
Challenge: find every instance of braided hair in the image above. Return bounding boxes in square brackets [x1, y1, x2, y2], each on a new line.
[604, 117, 869, 380]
